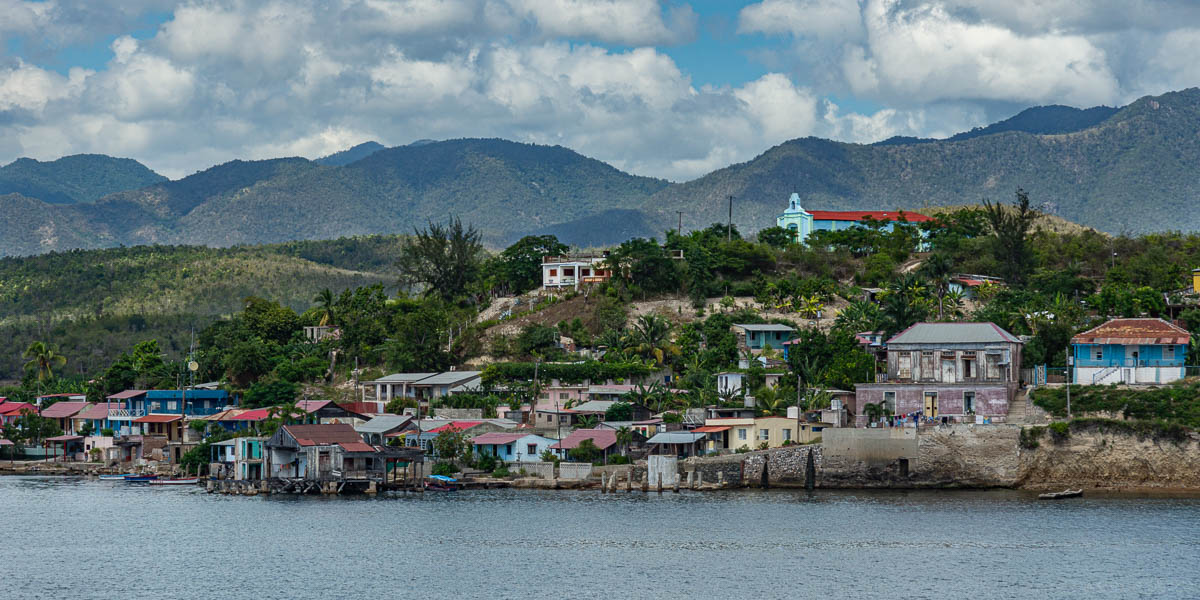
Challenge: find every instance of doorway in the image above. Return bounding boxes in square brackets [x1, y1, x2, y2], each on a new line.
[941, 357, 956, 382]
[923, 392, 938, 417]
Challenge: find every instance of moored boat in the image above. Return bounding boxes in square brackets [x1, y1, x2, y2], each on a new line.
[124, 474, 159, 483]
[148, 477, 200, 486]
[1038, 489, 1083, 500]
[425, 474, 460, 491]
[99, 474, 134, 480]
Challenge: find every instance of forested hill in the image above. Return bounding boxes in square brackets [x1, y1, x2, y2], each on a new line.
[0, 154, 165, 204]
[0, 237, 402, 380]
[641, 88, 1200, 236]
[4, 89, 1200, 256]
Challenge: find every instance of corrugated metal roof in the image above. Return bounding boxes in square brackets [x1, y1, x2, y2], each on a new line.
[0, 402, 36, 416]
[134, 414, 182, 423]
[46, 435, 84, 442]
[570, 400, 618, 413]
[40, 401, 91, 418]
[809, 210, 933, 223]
[692, 425, 731, 433]
[470, 432, 528, 445]
[647, 431, 707, 444]
[75, 404, 109, 420]
[369, 373, 437, 384]
[888, 322, 1021, 345]
[337, 441, 377, 453]
[549, 429, 617, 450]
[282, 423, 364, 447]
[428, 421, 484, 434]
[734, 323, 796, 332]
[1071, 318, 1190, 345]
[410, 371, 483, 386]
[355, 415, 413, 434]
[106, 390, 146, 400]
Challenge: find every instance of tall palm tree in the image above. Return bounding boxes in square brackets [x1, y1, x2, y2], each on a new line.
[23, 342, 66, 392]
[628, 314, 680, 366]
[834, 299, 885, 334]
[314, 288, 336, 327]
[615, 426, 633, 456]
[918, 252, 954, 319]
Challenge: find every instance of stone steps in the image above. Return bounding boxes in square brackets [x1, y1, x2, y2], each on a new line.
[1006, 390, 1030, 424]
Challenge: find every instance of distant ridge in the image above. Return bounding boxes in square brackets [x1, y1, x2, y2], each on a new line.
[0, 154, 165, 204]
[315, 141, 386, 166]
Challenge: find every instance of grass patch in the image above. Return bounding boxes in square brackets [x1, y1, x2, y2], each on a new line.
[1032, 382, 1200, 429]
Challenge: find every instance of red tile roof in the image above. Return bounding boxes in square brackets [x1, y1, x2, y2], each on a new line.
[549, 429, 617, 450]
[809, 210, 932, 223]
[1072, 318, 1190, 345]
[134, 414, 183, 423]
[40, 401, 91, 419]
[283, 423, 364, 447]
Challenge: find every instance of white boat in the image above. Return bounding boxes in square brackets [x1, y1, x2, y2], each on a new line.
[1038, 489, 1083, 500]
[147, 477, 200, 486]
[99, 473, 134, 480]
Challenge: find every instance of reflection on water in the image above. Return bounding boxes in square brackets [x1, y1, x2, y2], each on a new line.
[7, 476, 1199, 599]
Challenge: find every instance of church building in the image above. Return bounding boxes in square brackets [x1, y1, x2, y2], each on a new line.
[776, 193, 932, 244]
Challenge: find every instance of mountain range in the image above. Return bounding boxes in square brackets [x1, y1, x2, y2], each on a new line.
[4, 88, 1200, 256]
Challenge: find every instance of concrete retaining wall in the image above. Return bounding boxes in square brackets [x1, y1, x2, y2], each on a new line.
[558, 463, 593, 479]
[517, 463, 554, 479]
[646, 456, 679, 487]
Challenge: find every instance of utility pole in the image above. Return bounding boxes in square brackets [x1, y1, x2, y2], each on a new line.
[677, 211, 683, 235]
[727, 196, 733, 242]
[1065, 346, 1072, 419]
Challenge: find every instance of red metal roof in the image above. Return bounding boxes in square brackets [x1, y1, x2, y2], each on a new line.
[134, 414, 183, 423]
[549, 429, 617, 450]
[106, 390, 147, 400]
[297, 400, 332, 413]
[428, 421, 484, 434]
[1071, 318, 1190, 345]
[230, 408, 271, 421]
[692, 426, 732, 433]
[809, 210, 932, 223]
[283, 423, 364, 447]
[40, 401, 91, 419]
[0, 439, 12, 446]
[75, 404, 109, 420]
[0, 402, 37, 416]
[46, 435, 84, 442]
[337, 441, 377, 453]
[471, 432, 528, 445]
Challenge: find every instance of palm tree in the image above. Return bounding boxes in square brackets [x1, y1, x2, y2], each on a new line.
[615, 426, 633, 456]
[755, 389, 787, 416]
[880, 274, 933, 336]
[863, 402, 886, 423]
[939, 289, 966, 320]
[802, 389, 834, 412]
[834, 299, 885, 334]
[23, 341, 66, 393]
[628, 314, 680, 366]
[575, 414, 599, 430]
[269, 400, 303, 425]
[314, 288, 336, 327]
[918, 252, 954, 319]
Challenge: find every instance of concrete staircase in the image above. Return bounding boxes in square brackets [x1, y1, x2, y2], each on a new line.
[1005, 389, 1030, 424]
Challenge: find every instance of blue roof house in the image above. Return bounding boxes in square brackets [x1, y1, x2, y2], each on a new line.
[1070, 318, 1190, 385]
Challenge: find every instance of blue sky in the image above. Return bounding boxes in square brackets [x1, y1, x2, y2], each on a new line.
[2, 1, 1198, 180]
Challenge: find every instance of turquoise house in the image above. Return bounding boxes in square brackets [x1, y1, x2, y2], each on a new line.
[775, 193, 933, 245]
[1070, 318, 1189, 385]
[471, 432, 558, 462]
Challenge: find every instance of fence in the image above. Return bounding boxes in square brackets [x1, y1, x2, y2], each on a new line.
[558, 463, 593, 479]
[1023, 366, 1070, 387]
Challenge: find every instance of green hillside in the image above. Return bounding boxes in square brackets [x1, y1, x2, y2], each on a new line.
[0, 237, 401, 379]
[643, 88, 1200, 236]
[0, 154, 165, 204]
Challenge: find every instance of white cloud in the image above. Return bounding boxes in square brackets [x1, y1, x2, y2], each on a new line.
[738, 0, 864, 40]
[0, 62, 86, 113]
[508, 0, 696, 46]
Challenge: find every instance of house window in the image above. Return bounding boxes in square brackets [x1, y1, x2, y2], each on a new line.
[1094, 346, 1103, 361]
[920, 352, 935, 380]
[559, 393, 570, 400]
[528, 444, 537, 455]
[883, 391, 896, 414]
[549, 269, 557, 277]
[898, 354, 912, 379]
[581, 268, 590, 276]
[167, 401, 177, 411]
[782, 429, 792, 441]
[963, 392, 976, 413]
[506, 445, 513, 455]
[986, 354, 1001, 379]
[758, 429, 769, 441]
[1165, 346, 1176, 361]
[738, 428, 747, 441]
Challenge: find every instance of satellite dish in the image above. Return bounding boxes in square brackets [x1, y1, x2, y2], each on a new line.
[188, 361, 199, 372]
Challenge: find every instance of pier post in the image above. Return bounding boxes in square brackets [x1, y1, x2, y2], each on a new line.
[673, 477, 679, 493]
[600, 472, 607, 493]
[657, 472, 663, 494]
[626, 469, 632, 492]
[686, 470, 694, 488]
[695, 471, 702, 490]
[805, 450, 815, 491]
[641, 472, 648, 492]
[718, 471, 725, 488]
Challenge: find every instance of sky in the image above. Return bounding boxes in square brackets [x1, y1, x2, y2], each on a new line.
[3, 1, 1200, 181]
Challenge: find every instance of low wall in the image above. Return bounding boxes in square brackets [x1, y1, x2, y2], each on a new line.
[516, 463, 554, 479]
[434, 408, 483, 419]
[558, 463, 593, 479]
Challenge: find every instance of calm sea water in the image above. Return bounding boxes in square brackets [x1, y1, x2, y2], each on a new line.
[6, 476, 1199, 599]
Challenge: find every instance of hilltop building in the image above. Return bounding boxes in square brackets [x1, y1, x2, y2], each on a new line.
[776, 193, 932, 244]
[1070, 318, 1189, 385]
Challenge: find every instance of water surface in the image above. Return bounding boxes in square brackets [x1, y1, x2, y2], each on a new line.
[6, 477, 1198, 599]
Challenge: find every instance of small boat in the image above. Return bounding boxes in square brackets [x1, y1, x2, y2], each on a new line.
[99, 474, 134, 480]
[148, 477, 200, 486]
[123, 474, 159, 483]
[425, 474, 460, 491]
[1038, 489, 1083, 500]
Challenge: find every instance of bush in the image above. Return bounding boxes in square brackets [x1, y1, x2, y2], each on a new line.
[474, 453, 497, 472]
[491, 466, 511, 478]
[607, 455, 631, 465]
[735, 445, 751, 454]
[1048, 421, 1071, 443]
[101, 428, 114, 437]
[432, 462, 460, 477]
[539, 449, 561, 464]
[1019, 426, 1044, 449]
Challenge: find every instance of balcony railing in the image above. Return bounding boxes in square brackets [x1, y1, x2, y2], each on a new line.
[108, 408, 145, 419]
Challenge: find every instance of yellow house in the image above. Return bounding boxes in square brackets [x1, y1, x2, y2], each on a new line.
[1193, 268, 1200, 293]
[702, 416, 826, 452]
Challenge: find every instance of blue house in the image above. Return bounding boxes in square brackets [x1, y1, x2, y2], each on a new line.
[1070, 318, 1190, 385]
[731, 323, 795, 355]
[471, 432, 558, 462]
[104, 389, 234, 435]
[775, 193, 934, 245]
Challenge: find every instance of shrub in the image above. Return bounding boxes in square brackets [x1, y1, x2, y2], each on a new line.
[432, 462, 460, 477]
[491, 466, 510, 478]
[735, 445, 751, 454]
[101, 428, 114, 437]
[474, 453, 497, 472]
[539, 449, 561, 464]
[1019, 426, 1044, 449]
[607, 455, 631, 465]
[757, 441, 769, 450]
[1048, 421, 1071, 443]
